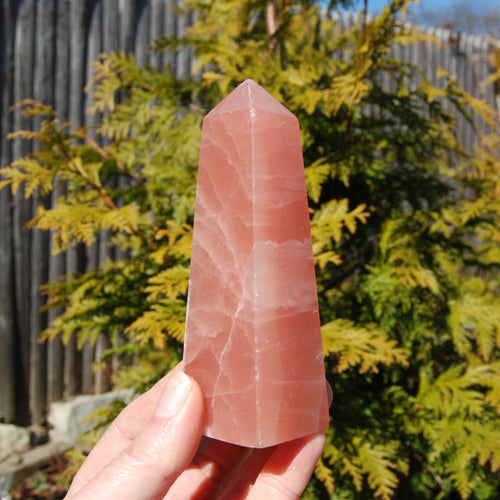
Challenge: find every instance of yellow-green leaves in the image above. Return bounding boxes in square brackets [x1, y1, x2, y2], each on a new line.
[322, 318, 408, 373]
[0, 157, 56, 198]
[448, 281, 500, 362]
[311, 199, 369, 265]
[28, 200, 141, 253]
[347, 438, 407, 500]
[125, 302, 187, 346]
[414, 362, 500, 498]
[305, 158, 331, 203]
[322, 429, 409, 500]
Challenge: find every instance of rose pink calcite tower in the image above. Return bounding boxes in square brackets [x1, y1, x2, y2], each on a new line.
[183, 79, 329, 448]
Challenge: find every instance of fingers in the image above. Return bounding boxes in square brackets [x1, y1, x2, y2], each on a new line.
[68, 362, 184, 495]
[166, 379, 332, 500]
[248, 433, 326, 500]
[215, 446, 275, 500]
[66, 368, 331, 500]
[164, 438, 251, 500]
[66, 370, 204, 500]
[215, 433, 325, 500]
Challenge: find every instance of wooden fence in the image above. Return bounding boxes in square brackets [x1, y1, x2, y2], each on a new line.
[0, 0, 499, 427]
[0, 0, 194, 426]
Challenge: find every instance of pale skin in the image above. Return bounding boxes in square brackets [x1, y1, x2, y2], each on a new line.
[65, 363, 331, 500]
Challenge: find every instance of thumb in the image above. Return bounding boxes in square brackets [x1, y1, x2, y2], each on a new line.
[69, 370, 205, 500]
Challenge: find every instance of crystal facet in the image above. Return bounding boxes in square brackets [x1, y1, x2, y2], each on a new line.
[183, 79, 329, 448]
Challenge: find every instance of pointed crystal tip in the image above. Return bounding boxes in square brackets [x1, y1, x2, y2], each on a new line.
[206, 79, 292, 119]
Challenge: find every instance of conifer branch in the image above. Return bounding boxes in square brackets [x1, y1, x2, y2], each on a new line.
[61, 113, 143, 186]
[18, 99, 143, 186]
[58, 140, 157, 252]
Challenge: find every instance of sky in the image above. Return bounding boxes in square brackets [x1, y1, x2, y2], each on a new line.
[352, 0, 498, 14]
[348, 0, 500, 34]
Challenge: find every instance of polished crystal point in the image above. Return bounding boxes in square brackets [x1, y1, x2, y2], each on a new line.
[183, 79, 329, 448]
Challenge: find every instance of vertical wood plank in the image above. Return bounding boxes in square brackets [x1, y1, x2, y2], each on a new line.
[12, 0, 36, 426]
[0, 168, 16, 422]
[91, 0, 118, 394]
[115, 0, 138, 261]
[30, 0, 57, 426]
[175, 0, 190, 78]
[164, 0, 175, 70]
[103, 0, 120, 54]
[0, 0, 17, 423]
[423, 27, 436, 95]
[84, 0, 108, 394]
[120, 0, 140, 53]
[457, 34, 470, 151]
[150, 0, 164, 69]
[108, 0, 143, 381]
[64, 0, 94, 399]
[99, 0, 119, 270]
[135, 0, 150, 65]
[47, 0, 71, 406]
[78, 0, 102, 395]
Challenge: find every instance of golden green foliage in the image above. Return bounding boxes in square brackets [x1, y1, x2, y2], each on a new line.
[2, 1, 500, 498]
[2, 58, 201, 367]
[322, 319, 408, 373]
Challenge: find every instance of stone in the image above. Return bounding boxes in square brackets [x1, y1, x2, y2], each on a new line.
[0, 424, 30, 464]
[183, 79, 329, 448]
[48, 389, 133, 445]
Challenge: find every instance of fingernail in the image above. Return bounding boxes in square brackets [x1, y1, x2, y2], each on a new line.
[155, 370, 192, 419]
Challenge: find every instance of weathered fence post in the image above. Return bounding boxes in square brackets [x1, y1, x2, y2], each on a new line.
[47, 0, 71, 406]
[28, 0, 57, 428]
[0, 0, 17, 424]
[12, 0, 36, 426]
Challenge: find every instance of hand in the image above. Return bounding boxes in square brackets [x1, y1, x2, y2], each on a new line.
[65, 363, 329, 500]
